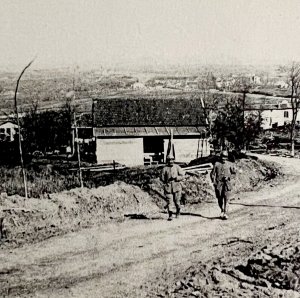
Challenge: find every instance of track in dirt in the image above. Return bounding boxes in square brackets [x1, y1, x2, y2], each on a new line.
[0, 155, 300, 298]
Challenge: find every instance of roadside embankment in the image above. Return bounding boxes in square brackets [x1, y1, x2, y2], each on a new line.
[0, 157, 282, 248]
[147, 158, 282, 208]
[0, 182, 160, 248]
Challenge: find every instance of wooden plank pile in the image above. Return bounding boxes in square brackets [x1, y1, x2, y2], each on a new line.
[183, 163, 213, 175]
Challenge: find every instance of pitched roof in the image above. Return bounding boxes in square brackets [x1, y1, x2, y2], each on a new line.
[93, 97, 207, 127]
[94, 126, 206, 137]
[0, 120, 18, 127]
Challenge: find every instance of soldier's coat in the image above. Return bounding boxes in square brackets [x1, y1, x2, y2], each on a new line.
[211, 160, 236, 193]
[161, 164, 185, 193]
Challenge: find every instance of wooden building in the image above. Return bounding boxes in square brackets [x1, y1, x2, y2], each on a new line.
[0, 121, 18, 142]
[76, 96, 210, 166]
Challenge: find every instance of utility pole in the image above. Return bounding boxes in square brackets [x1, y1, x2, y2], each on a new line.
[74, 112, 83, 188]
[14, 58, 35, 198]
[240, 81, 249, 151]
[243, 89, 246, 150]
[73, 67, 83, 188]
[92, 99, 95, 128]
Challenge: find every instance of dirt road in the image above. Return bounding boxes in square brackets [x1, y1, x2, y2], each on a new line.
[1, 155, 300, 297]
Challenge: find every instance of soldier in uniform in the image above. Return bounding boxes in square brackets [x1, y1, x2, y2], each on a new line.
[210, 150, 236, 220]
[161, 154, 185, 221]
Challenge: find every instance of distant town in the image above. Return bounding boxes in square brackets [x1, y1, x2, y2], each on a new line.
[0, 63, 298, 166]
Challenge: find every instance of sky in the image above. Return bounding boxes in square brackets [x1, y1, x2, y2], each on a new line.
[1, 0, 300, 70]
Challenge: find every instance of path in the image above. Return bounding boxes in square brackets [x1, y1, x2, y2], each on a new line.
[0, 155, 299, 297]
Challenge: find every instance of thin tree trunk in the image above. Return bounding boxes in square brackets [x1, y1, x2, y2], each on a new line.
[14, 59, 35, 199]
[291, 139, 295, 156]
[290, 110, 297, 156]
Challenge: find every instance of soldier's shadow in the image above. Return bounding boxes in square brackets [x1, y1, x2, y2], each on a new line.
[231, 202, 300, 209]
[161, 211, 220, 220]
[180, 212, 221, 220]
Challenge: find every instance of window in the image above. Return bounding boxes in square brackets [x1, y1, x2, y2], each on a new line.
[0, 128, 4, 133]
[284, 111, 289, 118]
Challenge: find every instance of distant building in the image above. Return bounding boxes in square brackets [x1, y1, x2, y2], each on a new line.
[76, 97, 210, 166]
[249, 74, 261, 85]
[0, 121, 18, 142]
[215, 78, 223, 89]
[245, 99, 300, 130]
[274, 80, 288, 89]
[132, 82, 146, 90]
[185, 80, 198, 90]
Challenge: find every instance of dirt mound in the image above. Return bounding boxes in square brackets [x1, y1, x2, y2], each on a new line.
[147, 159, 282, 208]
[0, 182, 160, 247]
[237, 241, 300, 292]
[0, 158, 281, 248]
[152, 239, 300, 298]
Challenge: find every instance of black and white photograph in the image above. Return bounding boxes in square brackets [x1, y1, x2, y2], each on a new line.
[0, 0, 299, 297]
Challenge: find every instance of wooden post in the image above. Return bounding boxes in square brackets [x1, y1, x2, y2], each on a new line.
[196, 138, 200, 159]
[74, 112, 83, 189]
[113, 160, 116, 182]
[92, 99, 95, 128]
[72, 67, 83, 188]
[242, 90, 246, 150]
[74, 112, 83, 188]
[0, 217, 4, 239]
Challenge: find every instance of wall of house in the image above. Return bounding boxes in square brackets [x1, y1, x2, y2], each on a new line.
[0, 122, 18, 141]
[257, 109, 300, 129]
[163, 138, 210, 163]
[96, 138, 144, 166]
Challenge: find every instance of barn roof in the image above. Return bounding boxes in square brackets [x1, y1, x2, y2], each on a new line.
[94, 126, 206, 137]
[92, 97, 207, 127]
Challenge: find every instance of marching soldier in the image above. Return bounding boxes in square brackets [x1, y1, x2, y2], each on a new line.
[210, 150, 236, 220]
[161, 154, 185, 221]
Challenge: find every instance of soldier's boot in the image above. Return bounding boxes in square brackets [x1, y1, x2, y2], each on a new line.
[175, 208, 180, 218]
[223, 204, 228, 220]
[167, 211, 173, 221]
[220, 209, 225, 219]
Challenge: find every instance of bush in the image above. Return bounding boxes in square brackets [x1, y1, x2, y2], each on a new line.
[0, 165, 79, 197]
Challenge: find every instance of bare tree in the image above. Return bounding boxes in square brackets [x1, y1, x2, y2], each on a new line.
[14, 58, 35, 199]
[232, 77, 253, 150]
[212, 96, 262, 152]
[287, 62, 300, 156]
[197, 72, 217, 137]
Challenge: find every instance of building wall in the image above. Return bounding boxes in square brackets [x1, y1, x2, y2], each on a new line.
[163, 138, 210, 163]
[96, 138, 144, 166]
[0, 122, 18, 141]
[257, 110, 300, 129]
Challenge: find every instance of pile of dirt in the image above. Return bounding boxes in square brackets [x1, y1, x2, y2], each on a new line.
[0, 158, 282, 247]
[152, 239, 299, 298]
[146, 173, 215, 209]
[0, 181, 160, 247]
[230, 158, 279, 191]
[237, 240, 300, 292]
[147, 159, 282, 208]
